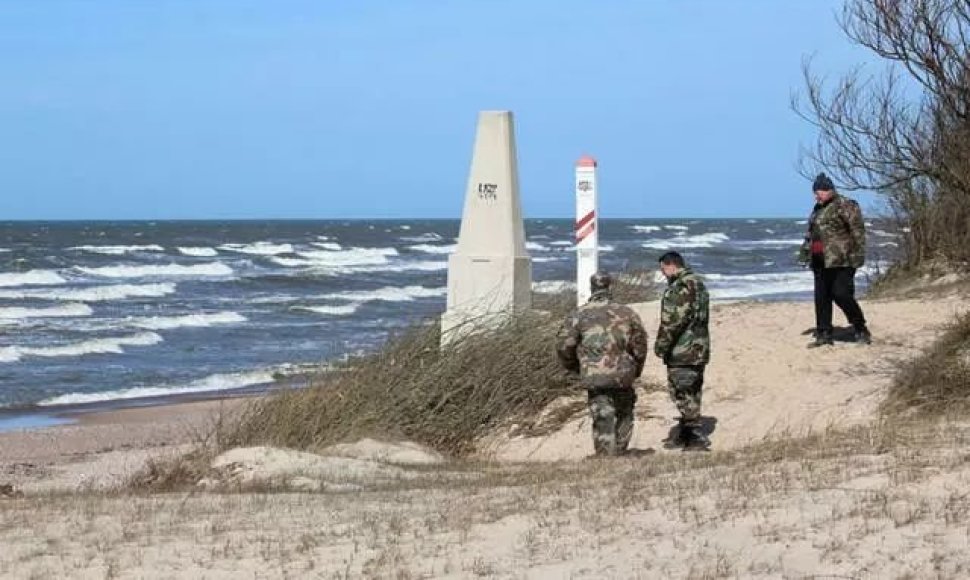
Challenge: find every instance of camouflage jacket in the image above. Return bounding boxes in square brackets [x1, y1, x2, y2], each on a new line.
[654, 268, 710, 367]
[797, 194, 866, 269]
[555, 291, 649, 389]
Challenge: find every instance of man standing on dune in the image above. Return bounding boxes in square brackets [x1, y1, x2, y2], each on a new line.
[798, 173, 871, 348]
[655, 251, 711, 451]
[556, 272, 649, 457]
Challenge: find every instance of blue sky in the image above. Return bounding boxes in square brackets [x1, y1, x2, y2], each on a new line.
[0, 1, 877, 220]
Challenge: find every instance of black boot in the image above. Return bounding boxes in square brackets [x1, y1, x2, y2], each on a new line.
[854, 326, 872, 345]
[808, 330, 834, 348]
[682, 424, 711, 451]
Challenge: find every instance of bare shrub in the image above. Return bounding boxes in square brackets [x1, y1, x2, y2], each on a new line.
[794, 0, 970, 273]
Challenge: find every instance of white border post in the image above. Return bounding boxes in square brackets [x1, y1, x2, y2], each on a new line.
[575, 155, 599, 306]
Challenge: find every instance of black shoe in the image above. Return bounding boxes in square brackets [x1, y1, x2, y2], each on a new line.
[682, 425, 711, 451]
[854, 327, 872, 345]
[808, 331, 834, 348]
[662, 423, 690, 449]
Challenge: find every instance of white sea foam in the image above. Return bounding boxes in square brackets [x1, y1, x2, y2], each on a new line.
[0, 283, 176, 302]
[642, 233, 730, 250]
[525, 241, 548, 252]
[219, 242, 295, 256]
[408, 244, 456, 254]
[291, 303, 361, 316]
[0, 270, 67, 288]
[129, 312, 247, 330]
[399, 225, 411, 230]
[533, 280, 576, 294]
[401, 233, 443, 243]
[549, 240, 573, 246]
[310, 242, 343, 251]
[879, 241, 899, 248]
[0, 249, 9, 253]
[664, 225, 689, 231]
[0, 332, 163, 364]
[319, 285, 446, 303]
[704, 271, 814, 300]
[795, 220, 808, 225]
[76, 262, 233, 279]
[631, 225, 662, 234]
[178, 246, 219, 257]
[38, 370, 275, 406]
[872, 230, 897, 238]
[0, 303, 93, 320]
[69, 244, 165, 255]
[296, 247, 398, 266]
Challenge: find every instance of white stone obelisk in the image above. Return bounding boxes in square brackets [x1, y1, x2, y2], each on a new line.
[441, 111, 532, 344]
[575, 155, 599, 306]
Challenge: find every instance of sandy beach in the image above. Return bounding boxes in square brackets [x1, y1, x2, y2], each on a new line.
[1, 291, 969, 578]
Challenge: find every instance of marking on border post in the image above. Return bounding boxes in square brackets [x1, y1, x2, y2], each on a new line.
[576, 210, 596, 242]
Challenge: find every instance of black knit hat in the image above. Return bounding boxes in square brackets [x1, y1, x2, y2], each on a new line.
[590, 271, 613, 292]
[812, 173, 835, 192]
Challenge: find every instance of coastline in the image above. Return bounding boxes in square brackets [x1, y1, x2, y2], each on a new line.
[0, 395, 253, 493]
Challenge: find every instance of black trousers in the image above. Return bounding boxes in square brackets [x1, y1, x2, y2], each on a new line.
[813, 267, 867, 334]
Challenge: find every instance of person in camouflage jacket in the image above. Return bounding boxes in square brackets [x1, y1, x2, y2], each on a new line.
[798, 173, 871, 347]
[654, 251, 711, 450]
[556, 271, 648, 456]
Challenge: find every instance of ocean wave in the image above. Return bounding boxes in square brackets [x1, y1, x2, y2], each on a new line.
[0, 303, 93, 320]
[352, 260, 446, 273]
[0, 332, 163, 364]
[408, 244, 456, 254]
[129, 312, 247, 330]
[642, 233, 730, 250]
[76, 262, 234, 279]
[549, 240, 573, 246]
[736, 239, 804, 247]
[178, 246, 219, 257]
[664, 225, 689, 231]
[0, 283, 176, 302]
[704, 271, 814, 300]
[69, 244, 165, 255]
[310, 242, 343, 251]
[631, 225, 662, 233]
[318, 285, 446, 303]
[37, 370, 276, 407]
[0, 248, 10, 253]
[401, 233, 443, 243]
[525, 241, 548, 252]
[291, 303, 361, 316]
[533, 280, 576, 294]
[872, 230, 897, 238]
[218, 242, 295, 256]
[0, 270, 67, 288]
[295, 247, 398, 266]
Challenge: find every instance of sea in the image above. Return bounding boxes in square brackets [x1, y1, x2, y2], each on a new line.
[0, 218, 900, 424]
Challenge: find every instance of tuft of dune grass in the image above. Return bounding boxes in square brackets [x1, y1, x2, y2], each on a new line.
[882, 312, 970, 416]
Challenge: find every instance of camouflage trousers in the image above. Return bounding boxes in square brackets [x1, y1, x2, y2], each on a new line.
[587, 388, 637, 456]
[667, 365, 704, 426]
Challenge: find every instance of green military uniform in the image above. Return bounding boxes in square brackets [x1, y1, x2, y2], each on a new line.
[556, 278, 649, 456]
[654, 268, 710, 431]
